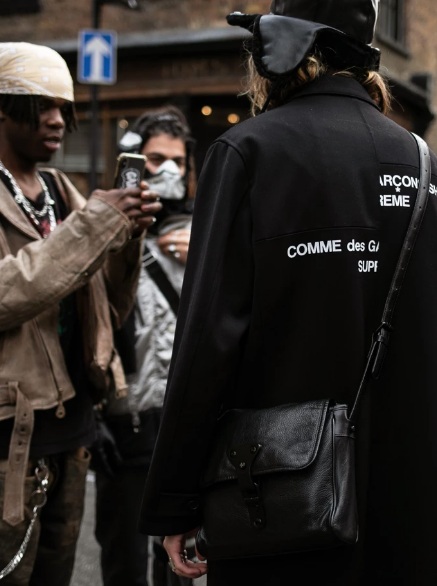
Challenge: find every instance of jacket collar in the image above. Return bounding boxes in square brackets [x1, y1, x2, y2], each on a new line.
[0, 167, 83, 240]
[0, 168, 83, 240]
[289, 74, 381, 111]
[0, 179, 40, 240]
[38, 167, 84, 212]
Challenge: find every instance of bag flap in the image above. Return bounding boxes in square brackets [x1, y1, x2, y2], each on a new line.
[202, 399, 330, 487]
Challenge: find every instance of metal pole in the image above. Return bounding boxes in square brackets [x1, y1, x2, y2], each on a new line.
[88, 0, 138, 191]
[89, 0, 101, 192]
[89, 84, 99, 192]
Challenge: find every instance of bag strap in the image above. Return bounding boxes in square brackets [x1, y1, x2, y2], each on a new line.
[114, 243, 180, 374]
[348, 133, 431, 422]
[142, 243, 180, 316]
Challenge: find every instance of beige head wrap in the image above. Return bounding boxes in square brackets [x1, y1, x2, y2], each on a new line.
[0, 42, 74, 102]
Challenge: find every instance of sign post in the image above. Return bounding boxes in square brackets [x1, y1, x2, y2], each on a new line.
[77, 29, 117, 191]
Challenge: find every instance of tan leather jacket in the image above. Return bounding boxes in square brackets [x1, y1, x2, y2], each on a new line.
[0, 168, 142, 525]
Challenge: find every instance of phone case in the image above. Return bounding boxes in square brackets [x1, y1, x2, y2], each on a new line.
[113, 153, 147, 188]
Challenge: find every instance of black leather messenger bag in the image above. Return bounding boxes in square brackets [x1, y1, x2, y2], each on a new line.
[196, 134, 431, 561]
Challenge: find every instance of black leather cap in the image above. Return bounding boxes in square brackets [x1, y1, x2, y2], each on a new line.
[227, 0, 380, 79]
[270, 0, 378, 44]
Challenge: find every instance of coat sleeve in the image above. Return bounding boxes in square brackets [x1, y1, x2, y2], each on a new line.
[102, 234, 143, 329]
[49, 167, 142, 329]
[140, 139, 254, 536]
[0, 196, 132, 331]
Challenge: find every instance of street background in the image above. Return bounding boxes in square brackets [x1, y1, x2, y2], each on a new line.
[71, 472, 102, 586]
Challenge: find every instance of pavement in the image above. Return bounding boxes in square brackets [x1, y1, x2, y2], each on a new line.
[71, 472, 102, 586]
[71, 472, 206, 586]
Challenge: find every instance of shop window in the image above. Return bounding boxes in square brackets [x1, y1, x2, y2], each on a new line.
[377, 0, 406, 47]
[0, 0, 41, 15]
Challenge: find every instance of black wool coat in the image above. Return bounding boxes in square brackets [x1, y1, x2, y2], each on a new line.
[141, 76, 437, 585]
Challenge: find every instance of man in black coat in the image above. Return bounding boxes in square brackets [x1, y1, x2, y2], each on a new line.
[140, 1, 437, 584]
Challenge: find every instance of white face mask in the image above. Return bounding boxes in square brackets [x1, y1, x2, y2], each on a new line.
[147, 159, 185, 200]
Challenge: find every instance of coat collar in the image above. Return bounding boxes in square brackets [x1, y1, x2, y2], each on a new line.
[0, 168, 82, 240]
[0, 179, 40, 240]
[288, 74, 381, 111]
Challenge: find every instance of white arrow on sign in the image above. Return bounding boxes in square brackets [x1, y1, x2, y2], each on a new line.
[84, 36, 112, 83]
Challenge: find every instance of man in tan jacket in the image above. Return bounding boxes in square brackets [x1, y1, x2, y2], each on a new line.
[0, 42, 161, 585]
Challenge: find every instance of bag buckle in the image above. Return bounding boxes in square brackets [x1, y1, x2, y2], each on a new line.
[370, 321, 393, 379]
[228, 443, 265, 530]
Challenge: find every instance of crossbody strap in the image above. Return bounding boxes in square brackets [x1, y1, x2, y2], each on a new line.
[114, 244, 180, 374]
[142, 244, 180, 316]
[349, 133, 431, 422]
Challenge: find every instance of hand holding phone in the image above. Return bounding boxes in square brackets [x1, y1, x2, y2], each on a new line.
[92, 152, 161, 232]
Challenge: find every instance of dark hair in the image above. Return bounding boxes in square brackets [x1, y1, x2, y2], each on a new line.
[132, 105, 193, 147]
[0, 94, 77, 131]
[131, 105, 196, 199]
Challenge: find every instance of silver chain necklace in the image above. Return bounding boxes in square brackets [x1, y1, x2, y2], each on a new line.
[0, 160, 56, 235]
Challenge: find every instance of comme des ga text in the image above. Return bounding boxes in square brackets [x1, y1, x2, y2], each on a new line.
[287, 239, 380, 272]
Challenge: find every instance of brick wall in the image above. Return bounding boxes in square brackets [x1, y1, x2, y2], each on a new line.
[0, 0, 435, 146]
[407, 0, 437, 145]
[0, 0, 271, 41]
[378, 0, 437, 146]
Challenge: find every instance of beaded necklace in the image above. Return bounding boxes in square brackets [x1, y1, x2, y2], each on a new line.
[0, 160, 56, 236]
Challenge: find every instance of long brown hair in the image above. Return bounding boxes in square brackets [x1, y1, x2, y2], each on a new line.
[242, 52, 391, 117]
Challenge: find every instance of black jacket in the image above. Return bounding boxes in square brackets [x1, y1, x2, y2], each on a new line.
[141, 76, 437, 585]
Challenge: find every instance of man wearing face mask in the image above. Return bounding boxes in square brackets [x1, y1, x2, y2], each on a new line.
[93, 106, 196, 586]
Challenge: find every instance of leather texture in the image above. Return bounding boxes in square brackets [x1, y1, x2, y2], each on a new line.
[270, 0, 378, 44]
[196, 400, 358, 560]
[0, 168, 141, 526]
[255, 16, 380, 78]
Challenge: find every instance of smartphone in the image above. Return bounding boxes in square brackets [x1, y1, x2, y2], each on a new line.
[113, 153, 147, 188]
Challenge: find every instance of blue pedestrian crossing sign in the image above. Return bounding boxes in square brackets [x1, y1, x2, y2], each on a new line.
[78, 29, 117, 85]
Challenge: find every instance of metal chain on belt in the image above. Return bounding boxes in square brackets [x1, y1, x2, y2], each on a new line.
[0, 459, 49, 581]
